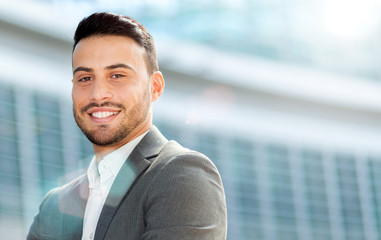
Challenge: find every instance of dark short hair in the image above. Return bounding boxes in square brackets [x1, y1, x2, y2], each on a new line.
[73, 12, 158, 75]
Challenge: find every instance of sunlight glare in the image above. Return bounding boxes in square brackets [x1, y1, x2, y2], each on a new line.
[323, 0, 377, 40]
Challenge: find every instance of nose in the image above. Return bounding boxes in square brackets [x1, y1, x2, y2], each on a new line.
[90, 79, 113, 102]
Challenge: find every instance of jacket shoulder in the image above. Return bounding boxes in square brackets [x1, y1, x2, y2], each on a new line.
[139, 140, 227, 239]
[27, 174, 87, 240]
[154, 140, 214, 165]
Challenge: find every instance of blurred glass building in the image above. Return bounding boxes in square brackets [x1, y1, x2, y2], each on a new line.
[2, 0, 381, 240]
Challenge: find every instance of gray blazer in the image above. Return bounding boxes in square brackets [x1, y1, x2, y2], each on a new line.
[27, 126, 227, 240]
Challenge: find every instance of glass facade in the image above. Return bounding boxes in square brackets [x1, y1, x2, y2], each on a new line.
[369, 157, 381, 237]
[231, 139, 262, 239]
[0, 84, 21, 218]
[2, 80, 381, 239]
[336, 154, 364, 240]
[34, 94, 65, 195]
[302, 150, 331, 240]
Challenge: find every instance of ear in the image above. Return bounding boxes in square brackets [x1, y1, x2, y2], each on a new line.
[150, 71, 165, 102]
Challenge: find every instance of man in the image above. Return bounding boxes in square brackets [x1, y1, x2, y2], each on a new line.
[27, 12, 227, 240]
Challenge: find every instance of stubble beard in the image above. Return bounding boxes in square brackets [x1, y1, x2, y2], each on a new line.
[73, 89, 150, 147]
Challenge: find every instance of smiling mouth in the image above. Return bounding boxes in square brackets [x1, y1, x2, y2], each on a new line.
[91, 111, 120, 119]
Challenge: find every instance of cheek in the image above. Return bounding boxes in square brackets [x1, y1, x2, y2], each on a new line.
[114, 87, 137, 101]
[72, 88, 86, 105]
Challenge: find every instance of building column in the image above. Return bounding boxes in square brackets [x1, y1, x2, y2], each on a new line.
[289, 146, 312, 240]
[322, 151, 345, 240]
[356, 152, 378, 240]
[59, 101, 83, 182]
[256, 142, 276, 240]
[14, 88, 41, 232]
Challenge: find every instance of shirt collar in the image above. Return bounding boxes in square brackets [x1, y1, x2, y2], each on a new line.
[86, 131, 148, 189]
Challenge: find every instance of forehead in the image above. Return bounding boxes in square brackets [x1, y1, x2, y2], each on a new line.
[72, 35, 146, 68]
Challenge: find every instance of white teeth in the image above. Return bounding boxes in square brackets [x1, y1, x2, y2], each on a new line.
[91, 111, 118, 118]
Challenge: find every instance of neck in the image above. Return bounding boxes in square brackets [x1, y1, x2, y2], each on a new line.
[93, 121, 152, 163]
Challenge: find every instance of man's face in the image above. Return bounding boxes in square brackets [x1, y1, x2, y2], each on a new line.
[72, 35, 152, 148]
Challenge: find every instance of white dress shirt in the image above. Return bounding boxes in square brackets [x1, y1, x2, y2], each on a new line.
[81, 132, 148, 240]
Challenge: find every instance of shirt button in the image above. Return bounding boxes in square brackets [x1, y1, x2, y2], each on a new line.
[89, 233, 94, 239]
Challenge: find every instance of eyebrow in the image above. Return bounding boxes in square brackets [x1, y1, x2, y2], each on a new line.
[73, 66, 92, 75]
[106, 63, 136, 72]
[73, 63, 136, 75]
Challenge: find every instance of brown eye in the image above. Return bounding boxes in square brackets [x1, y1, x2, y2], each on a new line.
[78, 77, 93, 82]
[112, 74, 125, 78]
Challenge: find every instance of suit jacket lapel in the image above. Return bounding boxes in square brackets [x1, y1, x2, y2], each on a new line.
[94, 126, 167, 240]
